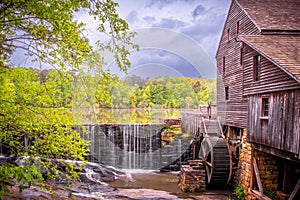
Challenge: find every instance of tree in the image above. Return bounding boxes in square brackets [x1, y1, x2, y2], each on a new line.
[0, 0, 137, 70]
[0, 0, 137, 197]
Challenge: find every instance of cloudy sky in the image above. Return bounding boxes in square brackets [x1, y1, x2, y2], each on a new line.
[118, 0, 230, 55]
[12, 0, 231, 79]
[113, 0, 231, 79]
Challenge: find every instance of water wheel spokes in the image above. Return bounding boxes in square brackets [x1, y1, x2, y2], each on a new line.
[204, 160, 212, 167]
[199, 137, 232, 187]
[200, 137, 213, 182]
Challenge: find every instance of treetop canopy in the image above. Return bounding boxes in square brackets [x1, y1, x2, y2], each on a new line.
[0, 0, 137, 71]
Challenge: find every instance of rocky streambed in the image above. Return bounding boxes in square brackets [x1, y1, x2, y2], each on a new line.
[1, 156, 231, 199]
[4, 166, 230, 199]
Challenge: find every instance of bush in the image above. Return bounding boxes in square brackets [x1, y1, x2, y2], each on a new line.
[234, 184, 246, 200]
[263, 188, 278, 200]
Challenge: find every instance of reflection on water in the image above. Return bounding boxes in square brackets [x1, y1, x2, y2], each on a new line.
[110, 171, 232, 199]
[95, 108, 195, 124]
[110, 171, 182, 194]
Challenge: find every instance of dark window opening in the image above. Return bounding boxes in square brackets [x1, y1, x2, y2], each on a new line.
[237, 21, 240, 35]
[253, 55, 261, 81]
[262, 97, 269, 117]
[223, 56, 226, 75]
[225, 86, 229, 100]
[240, 48, 243, 66]
[227, 29, 230, 41]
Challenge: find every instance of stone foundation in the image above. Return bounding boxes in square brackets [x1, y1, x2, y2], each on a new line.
[178, 160, 206, 192]
[234, 129, 280, 199]
[234, 129, 254, 200]
[160, 118, 181, 127]
[255, 151, 279, 192]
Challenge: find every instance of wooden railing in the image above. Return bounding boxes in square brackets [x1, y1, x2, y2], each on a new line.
[181, 104, 220, 136]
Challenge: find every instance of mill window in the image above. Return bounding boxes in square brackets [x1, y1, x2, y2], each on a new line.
[227, 29, 230, 41]
[225, 86, 229, 100]
[240, 48, 243, 66]
[253, 55, 261, 81]
[223, 56, 226, 75]
[237, 21, 240, 35]
[261, 97, 269, 118]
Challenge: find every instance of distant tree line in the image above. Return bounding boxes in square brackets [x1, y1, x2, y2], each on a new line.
[109, 75, 216, 109]
[3, 68, 216, 110]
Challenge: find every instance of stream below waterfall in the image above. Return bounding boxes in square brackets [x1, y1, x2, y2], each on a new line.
[74, 123, 232, 199]
[110, 170, 181, 193]
[109, 170, 231, 199]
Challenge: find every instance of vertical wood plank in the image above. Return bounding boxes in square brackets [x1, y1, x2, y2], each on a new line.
[253, 157, 263, 194]
[250, 148, 254, 190]
[288, 178, 300, 200]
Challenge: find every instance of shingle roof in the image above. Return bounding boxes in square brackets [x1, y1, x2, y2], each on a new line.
[237, 0, 300, 31]
[239, 35, 300, 83]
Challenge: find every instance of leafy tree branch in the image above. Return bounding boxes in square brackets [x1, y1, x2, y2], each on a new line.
[0, 0, 137, 197]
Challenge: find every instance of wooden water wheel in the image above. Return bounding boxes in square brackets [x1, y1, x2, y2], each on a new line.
[199, 137, 232, 187]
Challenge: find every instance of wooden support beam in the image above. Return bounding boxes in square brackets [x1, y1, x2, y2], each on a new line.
[252, 144, 300, 164]
[250, 190, 272, 200]
[250, 148, 254, 190]
[253, 157, 263, 194]
[289, 178, 300, 200]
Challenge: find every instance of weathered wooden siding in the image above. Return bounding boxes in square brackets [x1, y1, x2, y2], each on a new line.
[243, 44, 300, 95]
[216, 0, 260, 128]
[247, 90, 300, 158]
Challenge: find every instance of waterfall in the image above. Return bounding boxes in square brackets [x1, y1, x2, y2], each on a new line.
[78, 123, 193, 170]
[90, 126, 95, 162]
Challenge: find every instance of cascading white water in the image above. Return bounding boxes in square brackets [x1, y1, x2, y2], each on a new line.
[78, 124, 193, 171]
[90, 125, 95, 162]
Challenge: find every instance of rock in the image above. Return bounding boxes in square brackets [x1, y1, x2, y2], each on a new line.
[178, 162, 206, 192]
[83, 162, 124, 182]
[4, 184, 72, 200]
[4, 181, 119, 200]
[117, 188, 180, 200]
[0, 155, 17, 165]
[12, 156, 124, 184]
[1, 155, 126, 199]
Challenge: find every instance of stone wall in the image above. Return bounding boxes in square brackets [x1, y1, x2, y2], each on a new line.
[234, 129, 254, 200]
[255, 151, 279, 191]
[161, 118, 181, 127]
[234, 129, 279, 199]
[178, 160, 206, 192]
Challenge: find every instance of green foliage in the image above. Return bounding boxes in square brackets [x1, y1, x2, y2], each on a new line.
[0, 0, 136, 197]
[0, 67, 89, 194]
[234, 184, 246, 200]
[109, 76, 216, 109]
[0, 0, 137, 71]
[96, 108, 181, 124]
[263, 188, 278, 200]
[0, 164, 43, 198]
[0, 67, 88, 158]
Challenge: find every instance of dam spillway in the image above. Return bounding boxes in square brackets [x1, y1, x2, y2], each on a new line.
[77, 124, 194, 170]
